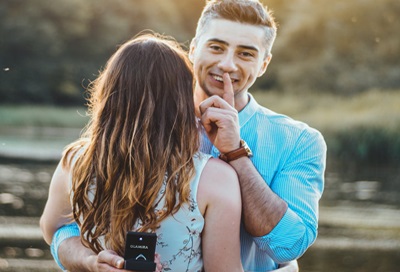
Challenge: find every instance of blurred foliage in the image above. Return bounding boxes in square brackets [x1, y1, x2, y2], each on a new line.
[0, 0, 399, 105]
[0, 0, 203, 105]
[326, 126, 400, 164]
[270, 0, 400, 94]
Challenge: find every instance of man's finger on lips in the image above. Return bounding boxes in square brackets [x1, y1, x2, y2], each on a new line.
[223, 73, 235, 107]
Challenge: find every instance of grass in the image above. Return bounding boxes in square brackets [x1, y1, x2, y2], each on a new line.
[0, 105, 88, 128]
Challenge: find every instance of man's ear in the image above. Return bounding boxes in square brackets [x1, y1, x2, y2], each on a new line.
[258, 53, 272, 77]
[189, 38, 196, 63]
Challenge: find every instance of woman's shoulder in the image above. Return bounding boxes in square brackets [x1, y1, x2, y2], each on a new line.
[62, 139, 89, 167]
[198, 157, 239, 203]
[204, 157, 237, 179]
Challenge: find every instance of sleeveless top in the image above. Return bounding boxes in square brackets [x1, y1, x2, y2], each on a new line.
[148, 152, 210, 271]
[70, 151, 211, 272]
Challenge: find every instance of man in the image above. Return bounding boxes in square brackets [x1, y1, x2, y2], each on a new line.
[47, 0, 326, 271]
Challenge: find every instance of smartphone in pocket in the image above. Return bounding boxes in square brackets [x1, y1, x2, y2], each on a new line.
[124, 231, 157, 271]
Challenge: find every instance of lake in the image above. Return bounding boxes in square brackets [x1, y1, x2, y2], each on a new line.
[0, 127, 399, 271]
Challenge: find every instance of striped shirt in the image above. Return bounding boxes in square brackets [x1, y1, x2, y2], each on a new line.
[51, 93, 326, 271]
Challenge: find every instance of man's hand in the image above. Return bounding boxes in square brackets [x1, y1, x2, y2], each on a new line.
[58, 236, 162, 272]
[85, 249, 123, 272]
[199, 73, 241, 153]
[91, 250, 163, 272]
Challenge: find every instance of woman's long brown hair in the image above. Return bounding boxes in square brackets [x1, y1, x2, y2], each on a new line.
[62, 33, 199, 255]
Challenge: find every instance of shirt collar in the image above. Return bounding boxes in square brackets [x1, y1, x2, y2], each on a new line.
[238, 93, 258, 128]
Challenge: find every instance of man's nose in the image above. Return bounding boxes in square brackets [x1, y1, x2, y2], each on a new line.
[217, 52, 238, 72]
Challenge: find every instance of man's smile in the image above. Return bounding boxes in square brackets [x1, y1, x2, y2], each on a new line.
[211, 73, 238, 83]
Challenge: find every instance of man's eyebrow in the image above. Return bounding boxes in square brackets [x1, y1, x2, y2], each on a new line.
[207, 38, 259, 52]
[207, 38, 229, 46]
[239, 44, 259, 52]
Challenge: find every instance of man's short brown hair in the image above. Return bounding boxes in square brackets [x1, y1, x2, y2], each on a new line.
[194, 0, 277, 55]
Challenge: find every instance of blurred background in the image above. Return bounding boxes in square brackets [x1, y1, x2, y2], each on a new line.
[0, 0, 399, 271]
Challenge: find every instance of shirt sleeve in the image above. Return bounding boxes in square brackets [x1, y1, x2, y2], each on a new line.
[253, 129, 327, 263]
[50, 222, 81, 270]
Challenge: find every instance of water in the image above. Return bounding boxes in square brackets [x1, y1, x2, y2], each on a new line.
[0, 127, 399, 271]
[1, 161, 399, 217]
[322, 160, 400, 207]
[300, 248, 400, 272]
[0, 162, 54, 217]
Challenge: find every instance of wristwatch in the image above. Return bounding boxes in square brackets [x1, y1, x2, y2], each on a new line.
[219, 139, 253, 162]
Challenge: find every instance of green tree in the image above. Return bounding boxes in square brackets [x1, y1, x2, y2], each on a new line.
[0, 0, 194, 105]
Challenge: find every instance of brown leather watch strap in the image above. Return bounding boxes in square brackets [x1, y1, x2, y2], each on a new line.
[219, 139, 253, 162]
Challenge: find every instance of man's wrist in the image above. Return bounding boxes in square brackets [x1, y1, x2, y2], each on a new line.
[219, 139, 253, 162]
[51, 223, 81, 270]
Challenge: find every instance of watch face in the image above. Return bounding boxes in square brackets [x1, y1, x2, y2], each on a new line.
[219, 140, 253, 162]
[241, 140, 253, 157]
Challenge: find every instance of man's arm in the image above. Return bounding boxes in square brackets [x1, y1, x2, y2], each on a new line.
[225, 129, 326, 263]
[58, 236, 125, 272]
[50, 224, 124, 272]
[229, 157, 287, 236]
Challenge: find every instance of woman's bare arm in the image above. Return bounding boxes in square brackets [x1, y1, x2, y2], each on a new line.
[40, 161, 74, 245]
[198, 158, 243, 272]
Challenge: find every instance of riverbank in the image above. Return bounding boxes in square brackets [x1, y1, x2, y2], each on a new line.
[0, 126, 81, 162]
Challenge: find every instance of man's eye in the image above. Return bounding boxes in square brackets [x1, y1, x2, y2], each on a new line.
[241, 52, 254, 57]
[210, 45, 222, 51]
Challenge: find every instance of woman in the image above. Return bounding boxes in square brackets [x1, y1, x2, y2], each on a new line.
[40, 33, 243, 271]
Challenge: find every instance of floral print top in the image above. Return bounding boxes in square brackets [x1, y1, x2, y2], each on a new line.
[135, 152, 211, 272]
[72, 149, 211, 271]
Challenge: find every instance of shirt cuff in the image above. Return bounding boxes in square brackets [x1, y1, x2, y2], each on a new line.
[253, 209, 306, 261]
[50, 223, 80, 270]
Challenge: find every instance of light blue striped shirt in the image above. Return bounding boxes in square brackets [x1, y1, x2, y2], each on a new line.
[200, 93, 326, 270]
[51, 93, 326, 271]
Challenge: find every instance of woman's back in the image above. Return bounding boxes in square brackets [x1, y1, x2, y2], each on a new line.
[113, 151, 242, 271]
[68, 150, 242, 271]
[142, 153, 209, 271]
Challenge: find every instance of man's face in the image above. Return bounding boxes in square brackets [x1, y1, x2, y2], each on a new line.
[190, 19, 270, 108]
